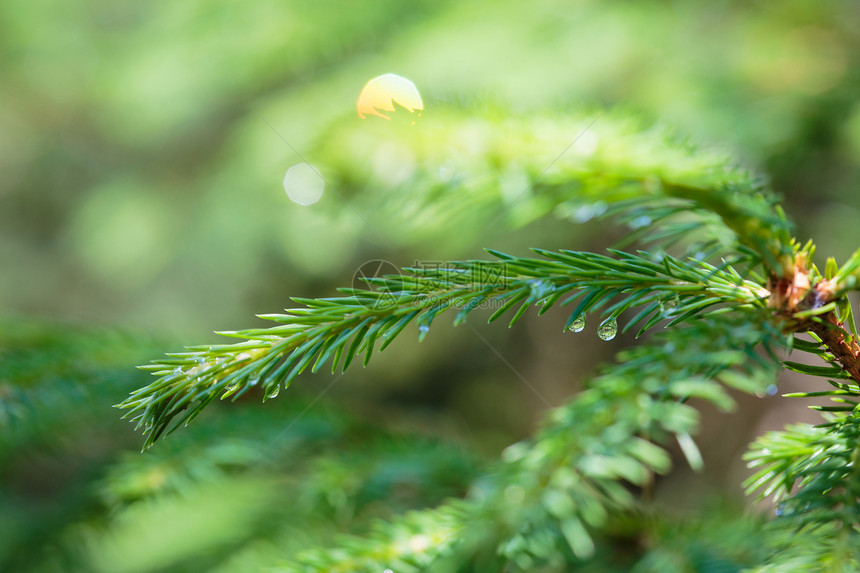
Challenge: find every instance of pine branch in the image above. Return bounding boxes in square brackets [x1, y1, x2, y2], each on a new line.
[116, 107, 860, 568]
[745, 417, 860, 531]
[745, 279, 860, 571]
[807, 316, 860, 384]
[282, 312, 782, 571]
[827, 245, 860, 296]
[768, 245, 860, 386]
[315, 111, 793, 273]
[118, 250, 768, 448]
[285, 504, 468, 573]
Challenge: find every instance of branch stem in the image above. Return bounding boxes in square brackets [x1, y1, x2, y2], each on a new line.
[809, 315, 860, 385]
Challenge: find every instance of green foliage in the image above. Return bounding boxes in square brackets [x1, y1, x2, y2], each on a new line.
[746, 414, 860, 542]
[6, 1, 860, 572]
[0, 320, 483, 573]
[112, 99, 860, 570]
[7, 0, 860, 332]
[119, 113, 787, 449]
[119, 245, 770, 449]
[313, 110, 794, 266]
[276, 311, 781, 572]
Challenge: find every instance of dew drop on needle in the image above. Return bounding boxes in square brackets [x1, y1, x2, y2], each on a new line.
[597, 318, 617, 341]
[568, 314, 586, 333]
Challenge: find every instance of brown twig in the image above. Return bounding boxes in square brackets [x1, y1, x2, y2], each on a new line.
[808, 314, 860, 385]
[770, 262, 860, 385]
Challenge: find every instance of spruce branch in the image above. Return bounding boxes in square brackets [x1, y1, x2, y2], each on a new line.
[282, 313, 782, 571]
[742, 247, 860, 569]
[806, 316, 860, 385]
[115, 106, 860, 569]
[316, 111, 793, 273]
[745, 417, 860, 528]
[764, 246, 860, 386]
[827, 245, 860, 296]
[118, 250, 768, 448]
[744, 416, 860, 571]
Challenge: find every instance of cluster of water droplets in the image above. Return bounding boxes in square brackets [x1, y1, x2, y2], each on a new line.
[566, 313, 617, 341]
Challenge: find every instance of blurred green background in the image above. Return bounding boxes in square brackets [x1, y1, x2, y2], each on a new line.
[2, 0, 860, 571]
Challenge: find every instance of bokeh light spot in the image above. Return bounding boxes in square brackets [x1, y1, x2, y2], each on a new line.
[357, 73, 423, 120]
[283, 163, 324, 206]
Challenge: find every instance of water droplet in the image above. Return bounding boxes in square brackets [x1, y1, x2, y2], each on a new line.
[766, 384, 778, 396]
[597, 318, 617, 341]
[356, 73, 423, 119]
[418, 323, 430, 342]
[265, 383, 280, 400]
[572, 201, 607, 223]
[659, 295, 681, 317]
[284, 163, 324, 206]
[568, 314, 586, 333]
[630, 215, 652, 229]
[248, 376, 260, 387]
[528, 279, 554, 301]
